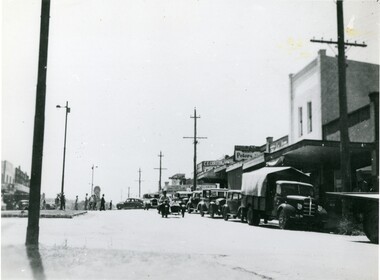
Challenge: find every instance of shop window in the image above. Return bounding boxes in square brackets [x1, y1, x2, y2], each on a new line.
[307, 102, 312, 133]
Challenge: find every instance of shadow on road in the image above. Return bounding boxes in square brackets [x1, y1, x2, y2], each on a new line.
[350, 240, 376, 245]
[26, 246, 46, 280]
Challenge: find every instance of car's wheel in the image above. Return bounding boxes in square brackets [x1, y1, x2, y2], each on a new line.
[223, 207, 229, 221]
[200, 207, 204, 217]
[187, 204, 192, 213]
[247, 208, 254, 226]
[210, 206, 215, 218]
[279, 209, 291, 230]
[117, 205, 122, 210]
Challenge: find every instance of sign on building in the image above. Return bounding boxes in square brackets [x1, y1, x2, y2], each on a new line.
[234, 146, 261, 161]
[197, 160, 228, 173]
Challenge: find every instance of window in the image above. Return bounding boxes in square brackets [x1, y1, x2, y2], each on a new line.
[298, 107, 303, 137]
[307, 102, 312, 133]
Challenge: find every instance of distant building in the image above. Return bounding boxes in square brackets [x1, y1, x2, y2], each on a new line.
[15, 166, 30, 187]
[1, 160, 14, 185]
[169, 173, 186, 185]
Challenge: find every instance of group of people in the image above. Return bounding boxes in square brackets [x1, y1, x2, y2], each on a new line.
[51, 193, 112, 211]
[55, 193, 66, 210]
[82, 193, 112, 211]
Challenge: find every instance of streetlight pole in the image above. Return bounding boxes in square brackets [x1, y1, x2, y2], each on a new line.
[91, 164, 98, 195]
[56, 101, 70, 210]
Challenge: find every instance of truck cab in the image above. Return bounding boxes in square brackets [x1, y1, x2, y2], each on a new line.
[273, 181, 327, 229]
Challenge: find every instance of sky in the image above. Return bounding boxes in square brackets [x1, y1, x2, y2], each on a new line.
[2, 0, 379, 203]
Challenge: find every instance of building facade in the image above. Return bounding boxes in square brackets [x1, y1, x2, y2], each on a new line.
[289, 49, 379, 144]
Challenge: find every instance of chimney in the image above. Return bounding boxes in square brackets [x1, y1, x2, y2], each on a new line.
[318, 49, 326, 56]
[266, 137, 273, 153]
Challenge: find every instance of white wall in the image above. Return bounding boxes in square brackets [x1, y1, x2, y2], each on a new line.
[289, 58, 323, 144]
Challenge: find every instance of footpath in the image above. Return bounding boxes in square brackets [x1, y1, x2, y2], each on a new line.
[1, 210, 87, 219]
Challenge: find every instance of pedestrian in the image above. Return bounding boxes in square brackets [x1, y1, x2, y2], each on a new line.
[84, 193, 88, 210]
[61, 193, 66, 210]
[74, 195, 78, 210]
[55, 194, 60, 209]
[92, 195, 97, 210]
[100, 194, 105, 211]
[109, 200, 112, 210]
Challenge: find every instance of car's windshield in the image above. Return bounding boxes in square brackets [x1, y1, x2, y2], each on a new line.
[280, 184, 314, 197]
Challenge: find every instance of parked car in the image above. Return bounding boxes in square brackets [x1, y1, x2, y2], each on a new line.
[222, 190, 245, 222]
[186, 190, 203, 213]
[198, 188, 228, 218]
[116, 198, 144, 210]
[142, 193, 160, 210]
[174, 191, 192, 207]
[16, 200, 29, 210]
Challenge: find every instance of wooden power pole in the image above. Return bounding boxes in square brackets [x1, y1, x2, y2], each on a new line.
[26, 0, 51, 247]
[311, 0, 367, 216]
[154, 151, 166, 192]
[183, 108, 207, 191]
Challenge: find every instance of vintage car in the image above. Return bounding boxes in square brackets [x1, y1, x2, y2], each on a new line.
[186, 190, 203, 213]
[198, 188, 228, 218]
[142, 193, 160, 210]
[16, 200, 29, 210]
[116, 198, 144, 210]
[222, 190, 245, 222]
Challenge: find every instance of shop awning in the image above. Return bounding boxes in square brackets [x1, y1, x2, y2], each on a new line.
[265, 140, 374, 171]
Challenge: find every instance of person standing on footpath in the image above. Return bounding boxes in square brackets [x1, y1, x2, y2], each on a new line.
[109, 200, 112, 210]
[100, 194, 106, 211]
[74, 195, 79, 210]
[84, 193, 88, 210]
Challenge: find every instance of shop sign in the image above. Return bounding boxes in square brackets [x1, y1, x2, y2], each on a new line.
[197, 160, 226, 173]
[234, 146, 262, 161]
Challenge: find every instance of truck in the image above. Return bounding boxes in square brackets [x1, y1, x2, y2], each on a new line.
[326, 192, 379, 244]
[241, 167, 328, 229]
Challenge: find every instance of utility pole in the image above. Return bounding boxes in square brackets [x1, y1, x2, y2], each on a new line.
[128, 187, 130, 198]
[311, 0, 367, 216]
[136, 168, 144, 198]
[90, 164, 98, 196]
[183, 108, 207, 191]
[154, 151, 167, 192]
[26, 0, 51, 247]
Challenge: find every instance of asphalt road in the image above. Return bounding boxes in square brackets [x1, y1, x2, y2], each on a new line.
[2, 209, 378, 279]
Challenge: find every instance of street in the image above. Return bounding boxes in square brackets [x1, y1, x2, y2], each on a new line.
[2, 210, 378, 280]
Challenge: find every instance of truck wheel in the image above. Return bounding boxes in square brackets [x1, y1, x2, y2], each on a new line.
[279, 209, 290, 230]
[247, 208, 254, 226]
[363, 202, 379, 244]
[223, 208, 229, 221]
[240, 209, 246, 223]
[252, 213, 260, 226]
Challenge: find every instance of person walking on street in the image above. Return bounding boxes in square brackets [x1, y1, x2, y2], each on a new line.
[74, 195, 79, 210]
[84, 193, 88, 210]
[100, 194, 106, 211]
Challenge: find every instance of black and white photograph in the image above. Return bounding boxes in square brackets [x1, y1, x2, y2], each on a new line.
[2, 0, 379, 279]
